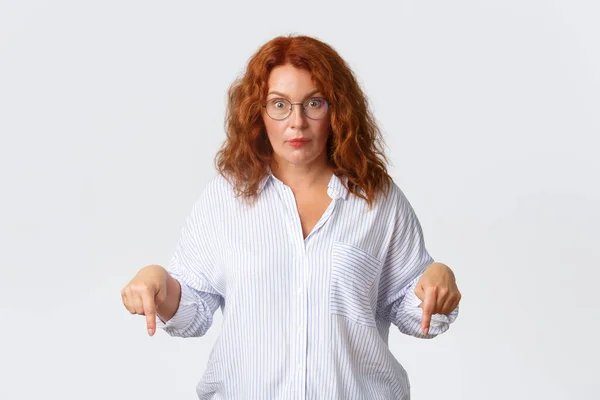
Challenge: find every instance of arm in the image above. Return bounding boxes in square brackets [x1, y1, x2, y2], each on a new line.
[154, 274, 223, 338]
[376, 185, 459, 338]
[155, 192, 224, 338]
[385, 265, 459, 339]
[156, 272, 182, 323]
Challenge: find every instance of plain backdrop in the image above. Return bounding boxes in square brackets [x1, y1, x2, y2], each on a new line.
[1, 0, 598, 399]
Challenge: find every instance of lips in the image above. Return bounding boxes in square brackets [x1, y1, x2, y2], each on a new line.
[287, 138, 310, 147]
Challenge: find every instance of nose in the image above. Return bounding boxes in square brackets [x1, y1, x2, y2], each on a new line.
[289, 103, 307, 128]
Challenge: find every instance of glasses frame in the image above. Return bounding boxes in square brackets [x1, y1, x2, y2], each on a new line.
[261, 97, 330, 121]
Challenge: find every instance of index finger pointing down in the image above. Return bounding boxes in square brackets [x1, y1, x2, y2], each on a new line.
[141, 293, 157, 336]
[421, 286, 437, 335]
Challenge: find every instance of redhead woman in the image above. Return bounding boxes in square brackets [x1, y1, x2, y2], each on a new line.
[121, 34, 461, 399]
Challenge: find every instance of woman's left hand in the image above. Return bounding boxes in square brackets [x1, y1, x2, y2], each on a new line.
[415, 263, 461, 335]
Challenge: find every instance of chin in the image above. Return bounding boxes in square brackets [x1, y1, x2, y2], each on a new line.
[273, 147, 326, 166]
[291, 155, 324, 167]
[283, 158, 309, 166]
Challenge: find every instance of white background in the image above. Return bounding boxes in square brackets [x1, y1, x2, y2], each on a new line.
[1, 1, 598, 399]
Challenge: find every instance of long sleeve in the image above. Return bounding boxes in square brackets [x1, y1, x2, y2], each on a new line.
[155, 193, 224, 338]
[376, 185, 459, 338]
[385, 273, 459, 338]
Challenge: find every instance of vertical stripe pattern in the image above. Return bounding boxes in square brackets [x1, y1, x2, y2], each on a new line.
[155, 172, 459, 399]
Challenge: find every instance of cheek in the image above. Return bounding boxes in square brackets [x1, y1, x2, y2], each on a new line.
[313, 121, 331, 143]
[261, 114, 273, 133]
[263, 120, 285, 143]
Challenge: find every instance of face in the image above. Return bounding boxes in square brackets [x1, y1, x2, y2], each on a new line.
[261, 64, 331, 169]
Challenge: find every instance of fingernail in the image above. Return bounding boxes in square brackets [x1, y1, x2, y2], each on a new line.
[424, 328, 429, 335]
[148, 328, 154, 336]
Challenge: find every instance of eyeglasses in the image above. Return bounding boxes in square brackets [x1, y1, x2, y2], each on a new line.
[261, 97, 329, 121]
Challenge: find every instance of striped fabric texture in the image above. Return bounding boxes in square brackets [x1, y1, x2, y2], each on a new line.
[155, 171, 459, 399]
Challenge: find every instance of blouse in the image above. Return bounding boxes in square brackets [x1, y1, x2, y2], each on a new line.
[155, 171, 459, 399]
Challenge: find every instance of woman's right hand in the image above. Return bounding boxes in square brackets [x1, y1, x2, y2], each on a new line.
[121, 265, 169, 336]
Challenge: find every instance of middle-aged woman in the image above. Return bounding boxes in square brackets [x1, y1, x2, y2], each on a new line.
[121, 34, 461, 399]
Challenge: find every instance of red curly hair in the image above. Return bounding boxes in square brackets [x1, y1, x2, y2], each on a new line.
[214, 34, 392, 208]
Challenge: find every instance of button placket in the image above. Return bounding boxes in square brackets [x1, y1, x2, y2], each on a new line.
[294, 248, 307, 395]
[282, 185, 305, 248]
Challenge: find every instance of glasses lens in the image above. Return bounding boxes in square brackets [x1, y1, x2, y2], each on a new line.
[265, 98, 329, 120]
[303, 97, 328, 119]
[266, 99, 291, 120]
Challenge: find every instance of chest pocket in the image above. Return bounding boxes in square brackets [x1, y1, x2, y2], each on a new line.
[329, 242, 383, 328]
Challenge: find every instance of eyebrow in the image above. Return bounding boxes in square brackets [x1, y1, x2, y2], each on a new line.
[267, 89, 322, 100]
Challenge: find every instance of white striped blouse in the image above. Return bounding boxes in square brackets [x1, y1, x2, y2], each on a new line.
[155, 171, 459, 399]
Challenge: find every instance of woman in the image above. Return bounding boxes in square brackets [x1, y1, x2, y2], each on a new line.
[121, 34, 461, 399]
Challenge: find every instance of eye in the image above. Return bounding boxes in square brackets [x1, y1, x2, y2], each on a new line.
[270, 99, 288, 109]
[307, 98, 323, 108]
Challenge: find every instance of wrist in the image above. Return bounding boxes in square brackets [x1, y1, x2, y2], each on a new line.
[157, 273, 181, 322]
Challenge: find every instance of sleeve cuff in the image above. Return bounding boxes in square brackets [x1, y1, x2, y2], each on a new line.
[155, 280, 198, 331]
[404, 278, 460, 326]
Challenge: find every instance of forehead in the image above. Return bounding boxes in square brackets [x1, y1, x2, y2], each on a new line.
[267, 64, 318, 93]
